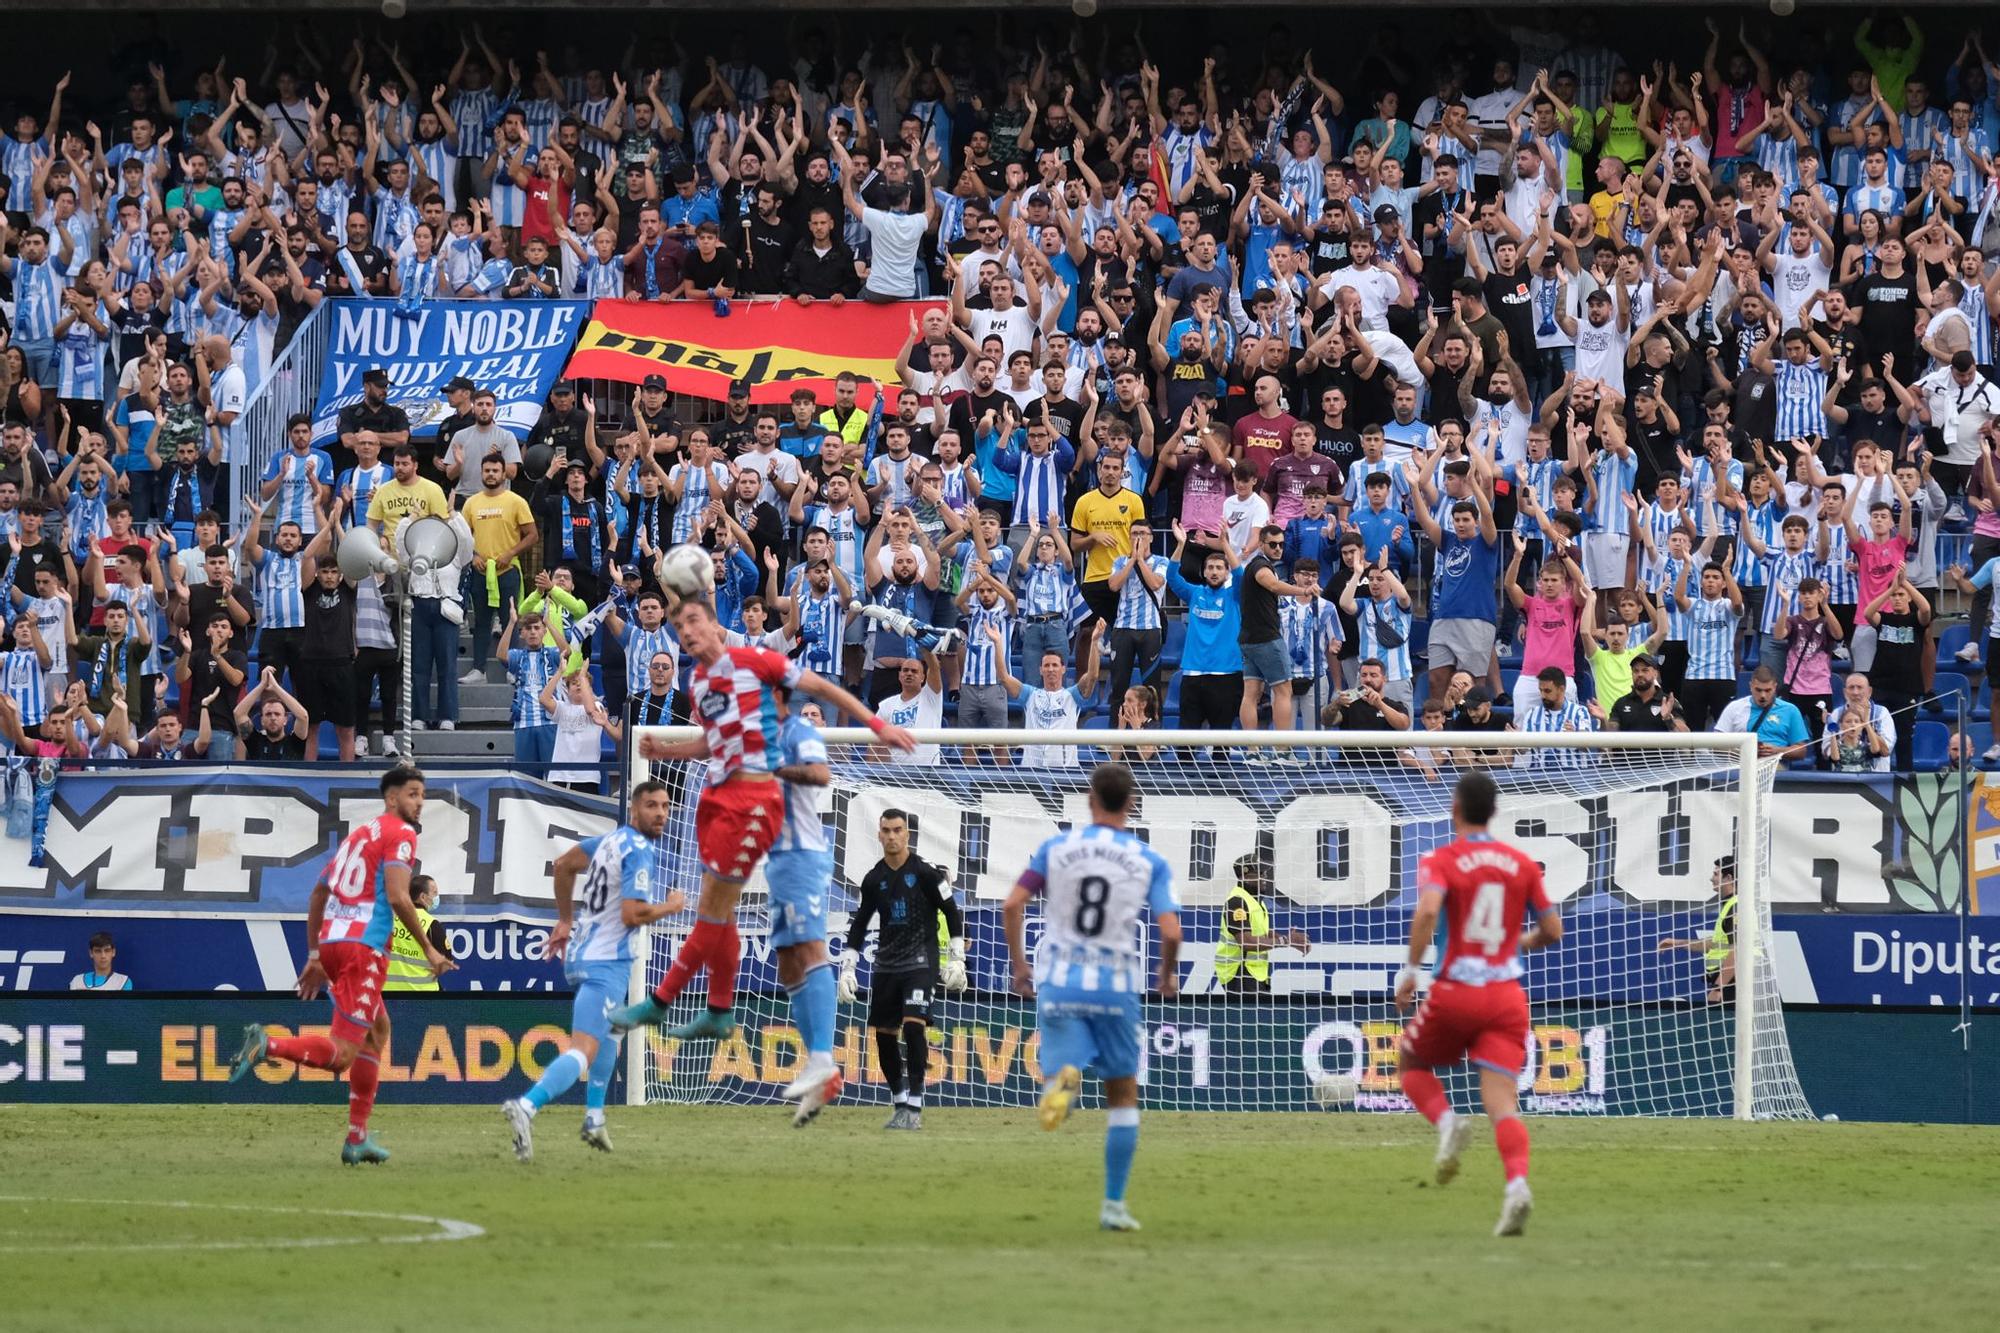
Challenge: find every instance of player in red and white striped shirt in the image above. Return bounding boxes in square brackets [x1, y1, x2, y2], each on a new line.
[1395, 771, 1564, 1237]
[612, 597, 914, 1041]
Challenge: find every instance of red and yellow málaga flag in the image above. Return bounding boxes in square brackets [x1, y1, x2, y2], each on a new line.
[562, 298, 945, 406]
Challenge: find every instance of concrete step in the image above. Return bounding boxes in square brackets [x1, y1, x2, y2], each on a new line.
[405, 726, 514, 759]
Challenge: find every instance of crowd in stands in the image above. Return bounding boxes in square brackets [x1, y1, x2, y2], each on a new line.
[6, 11, 2000, 776]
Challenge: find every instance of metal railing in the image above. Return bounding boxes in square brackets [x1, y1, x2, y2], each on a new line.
[230, 303, 332, 510]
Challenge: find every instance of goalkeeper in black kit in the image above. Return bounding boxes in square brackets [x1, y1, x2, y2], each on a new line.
[840, 808, 968, 1131]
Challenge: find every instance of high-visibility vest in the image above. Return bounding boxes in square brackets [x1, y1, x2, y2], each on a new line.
[937, 914, 952, 970]
[1705, 896, 1738, 971]
[1213, 887, 1271, 985]
[385, 907, 439, 991]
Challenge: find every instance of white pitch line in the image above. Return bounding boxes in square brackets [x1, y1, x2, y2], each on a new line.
[0, 1197, 485, 1253]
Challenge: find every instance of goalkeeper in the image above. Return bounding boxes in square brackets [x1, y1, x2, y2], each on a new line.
[840, 808, 967, 1130]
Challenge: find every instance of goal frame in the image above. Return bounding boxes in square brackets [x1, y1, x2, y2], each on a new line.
[622, 727, 1769, 1120]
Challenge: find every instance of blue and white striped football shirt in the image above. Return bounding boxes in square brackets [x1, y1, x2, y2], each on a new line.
[261, 448, 333, 535]
[1772, 361, 1829, 441]
[1512, 697, 1596, 769]
[1356, 595, 1412, 680]
[508, 645, 562, 728]
[1815, 522, 1858, 604]
[1110, 554, 1169, 631]
[1590, 451, 1637, 535]
[1023, 821, 1178, 995]
[1280, 596, 1340, 681]
[1016, 560, 1074, 618]
[254, 549, 306, 630]
[794, 589, 847, 678]
[1683, 594, 1741, 680]
[959, 601, 1012, 687]
[565, 825, 653, 967]
[1760, 548, 1817, 633]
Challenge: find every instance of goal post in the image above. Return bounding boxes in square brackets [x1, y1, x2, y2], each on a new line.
[623, 727, 1811, 1121]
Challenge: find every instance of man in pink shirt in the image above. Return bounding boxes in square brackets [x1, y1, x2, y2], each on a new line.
[1505, 541, 1589, 704]
[1842, 472, 1913, 673]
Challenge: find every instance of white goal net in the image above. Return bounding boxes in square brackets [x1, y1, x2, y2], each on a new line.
[624, 729, 1812, 1121]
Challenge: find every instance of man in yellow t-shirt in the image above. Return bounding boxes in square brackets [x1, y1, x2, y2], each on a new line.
[366, 445, 452, 555]
[1069, 450, 1146, 628]
[459, 453, 540, 677]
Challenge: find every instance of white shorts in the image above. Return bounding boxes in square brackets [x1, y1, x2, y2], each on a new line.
[1513, 673, 1578, 707]
[1583, 533, 1631, 591]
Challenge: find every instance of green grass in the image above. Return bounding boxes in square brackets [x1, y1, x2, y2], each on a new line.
[2, 1105, 1998, 1332]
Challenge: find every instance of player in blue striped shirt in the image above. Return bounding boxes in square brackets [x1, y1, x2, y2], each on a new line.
[1005, 762, 1181, 1233]
[504, 781, 683, 1159]
[1673, 558, 1745, 732]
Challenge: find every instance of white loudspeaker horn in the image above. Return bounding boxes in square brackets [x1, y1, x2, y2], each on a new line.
[397, 514, 469, 573]
[337, 526, 400, 583]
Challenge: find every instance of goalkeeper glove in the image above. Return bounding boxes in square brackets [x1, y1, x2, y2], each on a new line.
[942, 938, 968, 992]
[836, 953, 860, 1003]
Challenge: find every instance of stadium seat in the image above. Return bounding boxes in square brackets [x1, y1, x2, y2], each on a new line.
[1930, 671, 1974, 721]
[1912, 720, 1950, 772]
[1938, 622, 1974, 665]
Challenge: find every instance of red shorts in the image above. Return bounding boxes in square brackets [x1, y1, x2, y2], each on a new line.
[322, 941, 388, 1046]
[1399, 979, 1530, 1076]
[695, 777, 783, 882]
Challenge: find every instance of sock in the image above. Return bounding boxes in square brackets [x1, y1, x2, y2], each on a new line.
[585, 1038, 620, 1118]
[874, 1028, 904, 1101]
[704, 920, 741, 1011]
[1493, 1114, 1531, 1182]
[801, 963, 837, 1059]
[267, 1034, 339, 1069]
[522, 1047, 589, 1114]
[903, 1024, 929, 1108]
[1400, 1068, 1449, 1124]
[1104, 1107, 1140, 1203]
[345, 1052, 380, 1145]
[651, 916, 728, 1005]
[785, 982, 814, 1056]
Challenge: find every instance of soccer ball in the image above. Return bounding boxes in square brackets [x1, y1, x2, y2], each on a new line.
[659, 543, 716, 597]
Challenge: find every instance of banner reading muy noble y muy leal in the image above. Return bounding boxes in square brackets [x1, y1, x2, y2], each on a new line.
[311, 299, 592, 447]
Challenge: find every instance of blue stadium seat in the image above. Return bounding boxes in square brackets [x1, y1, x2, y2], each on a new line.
[1930, 671, 1974, 720]
[1913, 720, 1950, 772]
[1160, 617, 1187, 668]
[1938, 622, 1974, 665]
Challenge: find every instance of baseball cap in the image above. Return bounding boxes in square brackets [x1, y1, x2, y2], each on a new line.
[361, 367, 390, 387]
[640, 373, 668, 391]
[1630, 652, 1658, 668]
[549, 379, 577, 396]
[1586, 288, 1613, 305]
[728, 379, 753, 399]
[444, 375, 477, 393]
[1372, 204, 1400, 226]
[1461, 685, 1493, 707]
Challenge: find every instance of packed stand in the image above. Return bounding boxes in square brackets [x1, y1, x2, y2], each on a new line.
[3, 13, 2000, 775]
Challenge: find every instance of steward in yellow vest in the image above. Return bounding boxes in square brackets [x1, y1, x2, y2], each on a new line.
[1658, 856, 1737, 1004]
[385, 875, 454, 991]
[1213, 853, 1311, 993]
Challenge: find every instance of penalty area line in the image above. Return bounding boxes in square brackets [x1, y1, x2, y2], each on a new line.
[0, 1196, 485, 1252]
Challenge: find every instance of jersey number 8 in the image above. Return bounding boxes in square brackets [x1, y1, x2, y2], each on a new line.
[1074, 875, 1111, 937]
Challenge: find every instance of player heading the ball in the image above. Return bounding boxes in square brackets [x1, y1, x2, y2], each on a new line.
[610, 596, 915, 1042]
[227, 765, 456, 1165]
[1005, 762, 1182, 1233]
[1395, 769, 1564, 1238]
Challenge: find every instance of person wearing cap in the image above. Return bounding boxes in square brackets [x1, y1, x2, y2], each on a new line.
[336, 367, 412, 457]
[1214, 850, 1311, 994]
[712, 379, 758, 455]
[1605, 651, 1686, 733]
[832, 136, 933, 302]
[1659, 858, 1738, 1004]
[432, 374, 479, 479]
[625, 373, 682, 452]
[526, 381, 587, 485]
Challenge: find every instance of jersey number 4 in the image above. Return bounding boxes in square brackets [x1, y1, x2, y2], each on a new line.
[1461, 881, 1509, 954]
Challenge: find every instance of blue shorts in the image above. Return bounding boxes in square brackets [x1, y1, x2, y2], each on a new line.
[13, 337, 55, 388]
[1241, 637, 1291, 685]
[566, 960, 631, 1047]
[1037, 984, 1142, 1081]
[765, 848, 832, 948]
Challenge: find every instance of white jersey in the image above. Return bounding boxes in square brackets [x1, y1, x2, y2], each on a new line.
[565, 825, 654, 967]
[1019, 684, 1083, 769]
[875, 685, 943, 765]
[1023, 822, 1178, 994]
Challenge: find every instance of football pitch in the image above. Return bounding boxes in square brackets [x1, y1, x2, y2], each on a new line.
[3, 1106, 1997, 1332]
